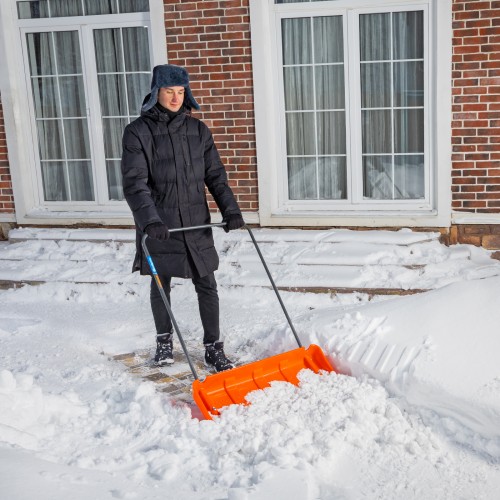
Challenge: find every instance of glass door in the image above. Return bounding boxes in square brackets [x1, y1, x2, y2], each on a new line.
[23, 21, 151, 205]
[360, 11, 425, 201]
[27, 30, 94, 201]
[282, 16, 347, 201]
[278, 7, 428, 210]
[93, 26, 151, 201]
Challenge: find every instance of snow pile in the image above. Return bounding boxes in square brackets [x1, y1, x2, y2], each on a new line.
[3, 226, 500, 290]
[302, 276, 500, 456]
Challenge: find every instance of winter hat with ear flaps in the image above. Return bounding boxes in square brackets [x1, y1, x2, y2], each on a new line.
[141, 64, 200, 112]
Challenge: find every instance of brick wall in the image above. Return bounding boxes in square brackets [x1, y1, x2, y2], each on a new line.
[452, 0, 500, 213]
[451, 223, 500, 247]
[163, 0, 258, 213]
[0, 94, 14, 214]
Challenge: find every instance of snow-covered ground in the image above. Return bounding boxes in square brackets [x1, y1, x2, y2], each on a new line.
[1, 227, 500, 499]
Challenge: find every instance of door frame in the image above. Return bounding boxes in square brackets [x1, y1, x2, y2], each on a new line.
[0, 0, 166, 225]
[250, 0, 453, 227]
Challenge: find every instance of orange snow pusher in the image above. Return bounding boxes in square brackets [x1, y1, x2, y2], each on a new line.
[142, 224, 335, 420]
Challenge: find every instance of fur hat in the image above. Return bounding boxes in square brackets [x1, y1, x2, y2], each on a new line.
[141, 64, 200, 112]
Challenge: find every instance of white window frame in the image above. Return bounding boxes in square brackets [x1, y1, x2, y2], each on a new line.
[0, 0, 166, 225]
[20, 19, 152, 209]
[250, 0, 452, 227]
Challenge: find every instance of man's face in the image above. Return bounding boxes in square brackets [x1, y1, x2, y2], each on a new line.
[158, 86, 185, 112]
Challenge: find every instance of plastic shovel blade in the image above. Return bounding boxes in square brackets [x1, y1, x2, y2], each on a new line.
[192, 344, 335, 420]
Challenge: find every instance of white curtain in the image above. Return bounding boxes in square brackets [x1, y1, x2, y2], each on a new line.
[282, 10, 424, 201]
[27, 30, 94, 201]
[282, 16, 346, 200]
[94, 26, 150, 200]
[18, 0, 150, 19]
[360, 11, 424, 200]
[23, 3, 150, 203]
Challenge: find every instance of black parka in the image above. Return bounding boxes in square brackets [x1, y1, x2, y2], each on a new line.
[121, 105, 241, 278]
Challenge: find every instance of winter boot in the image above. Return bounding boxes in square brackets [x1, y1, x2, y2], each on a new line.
[204, 342, 234, 372]
[154, 333, 174, 366]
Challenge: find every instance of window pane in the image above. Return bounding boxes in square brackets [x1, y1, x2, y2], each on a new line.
[31, 77, 59, 118]
[37, 120, 64, 159]
[394, 109, 424, 153]
[126, 73, 150, 115]
[363, 156, 393, 199]
[120, 0, 150, 14]
[103, 118, 128, 158]
[84, 0, 118, 15]
[41, 160, 94, 202]
[19, 0, 149, 18]
[313, 16, 343, 64]
[362, 110, 392, 154]
[363, 155, 424, 200]
[361, 62, 391, 108]
[94, 25, 151, 201]
[54, 31, 82, 74]
[122, 27, 150, 71]
[317, 112, 345, 155]
[107, 160, 124, 200]
[59, 76, 86, 117]
[64, 119, 90, 159]
[50, 0, 83, 17]
[98, 75, 127, 116]
[318, 157, 346, 200]
[94, 29, 124, 73]
[41, 162, 68, 200]
[67, 161, 94, 201]
[394, 61, 424, 107]
[288, 158, 317, 200]
[360, 13, 391, 62]
[26, 32, 56, 76]
[284, 67, 314, 111]
[279, 9, 427, 206]
[18, 1, 49, 19]
[27, 29, 94, 203]
[282, 18, 311, 65]
[394, 155, 424, 199]
[315, 65, 344, 110]
[286, 113, 315, 155]
[393, 11, 423, 60]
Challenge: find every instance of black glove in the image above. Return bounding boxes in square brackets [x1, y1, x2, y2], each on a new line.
[222, 213, 245, 233]
[144, 222, 170, 240]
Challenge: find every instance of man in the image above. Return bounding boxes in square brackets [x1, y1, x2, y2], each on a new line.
[121, 64, 244, 372]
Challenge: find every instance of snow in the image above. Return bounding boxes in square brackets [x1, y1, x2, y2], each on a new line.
[1, 226, 500, 499]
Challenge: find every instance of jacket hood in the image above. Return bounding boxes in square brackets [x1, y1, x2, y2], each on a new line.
[141, 64, 200, 112]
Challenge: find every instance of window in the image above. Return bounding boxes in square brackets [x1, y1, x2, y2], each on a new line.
[94, 26, 151, 201]
[279, 5, 427, 208]
[359, 11, 425, 201]
[19, 0, 151, 204]
[282, 15, 347, 200]
[249, 0, 449, 225]
[18, 0, 149, 18]
[27, 30, 94, 201]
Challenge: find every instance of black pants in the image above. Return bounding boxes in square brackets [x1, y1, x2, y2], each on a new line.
[150, 273, 220, 345]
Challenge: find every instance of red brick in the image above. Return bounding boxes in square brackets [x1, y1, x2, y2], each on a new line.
[461, 185, 485, 192]
[471, 2, 494, 9]
[481, 9, 500, 18]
